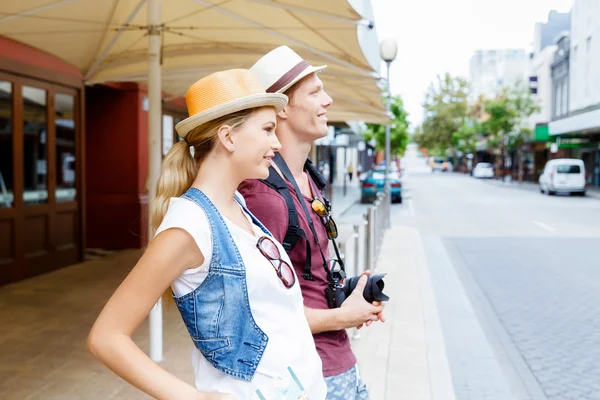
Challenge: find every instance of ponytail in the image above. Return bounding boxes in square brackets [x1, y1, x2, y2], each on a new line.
[151, 140, 198, 234]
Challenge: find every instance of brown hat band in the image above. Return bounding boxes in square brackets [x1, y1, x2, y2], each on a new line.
[266, 60, 310, 93]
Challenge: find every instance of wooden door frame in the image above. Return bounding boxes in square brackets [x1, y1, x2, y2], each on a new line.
[0, 70, 84, 284]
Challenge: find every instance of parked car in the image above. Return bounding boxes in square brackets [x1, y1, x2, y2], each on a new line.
[539, 158, 586, 196]
[360, 168, 402, 204]
[429, 157, 450, 172]
[472, 162, 494, 179]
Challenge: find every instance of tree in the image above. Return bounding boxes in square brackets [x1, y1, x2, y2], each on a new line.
[363, 95, 410, 156]
[482, 82, 539, 181]
[451, 118, 480, 171]
[415, 73, 469, 156]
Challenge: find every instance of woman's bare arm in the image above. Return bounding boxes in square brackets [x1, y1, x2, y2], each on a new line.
[86, 228, 231, 400]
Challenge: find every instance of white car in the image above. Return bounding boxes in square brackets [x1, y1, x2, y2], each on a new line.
[472, 162, 494, 179]
[539, 158, 586, 196]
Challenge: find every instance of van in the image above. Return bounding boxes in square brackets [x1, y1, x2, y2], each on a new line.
[539, 158, 586, 196]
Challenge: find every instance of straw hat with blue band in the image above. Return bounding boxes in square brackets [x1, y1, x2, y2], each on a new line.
[175, 69, 288, 139]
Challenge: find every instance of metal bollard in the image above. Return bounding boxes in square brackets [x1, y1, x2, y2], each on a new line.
[362, 215, 369, 274]
[369, 206, 376, 270]
[352, 224, 360, 278]
[365, 211, 371, 271]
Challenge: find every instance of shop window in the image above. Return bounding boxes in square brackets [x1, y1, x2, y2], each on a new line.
[55, 93, 76, 202]
[22, 86, 47, 206]
[0, 81, 13, 208]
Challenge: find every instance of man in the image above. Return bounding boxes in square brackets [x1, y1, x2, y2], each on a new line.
[238, 46, 384, 399]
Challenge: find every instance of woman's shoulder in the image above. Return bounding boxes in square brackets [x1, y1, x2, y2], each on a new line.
[166, 196, 207, 217]
[157, 197, 210, 235]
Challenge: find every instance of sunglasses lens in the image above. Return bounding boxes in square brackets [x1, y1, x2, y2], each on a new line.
[326, 219, 338, 239]
[280, 261, 296, 287]
[260, 237, 280, 259]
[312, 200, 328, 217]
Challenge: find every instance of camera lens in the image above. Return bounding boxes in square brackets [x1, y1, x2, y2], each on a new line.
[343, 274, 389, 303]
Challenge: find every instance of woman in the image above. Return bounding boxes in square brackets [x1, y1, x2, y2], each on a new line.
[87, 69, 327, 400]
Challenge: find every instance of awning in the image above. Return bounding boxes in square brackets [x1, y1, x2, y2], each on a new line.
[549, 108, 600, 136]
[0, 0, 387, 362]
[0, 0, 387, 123]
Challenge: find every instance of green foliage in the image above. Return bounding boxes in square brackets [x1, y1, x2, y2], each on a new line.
[363, 95, 410, 156]
[413, 73, 469, 155]
[452, 118, 480, 155]
[482, 82, 540, 151]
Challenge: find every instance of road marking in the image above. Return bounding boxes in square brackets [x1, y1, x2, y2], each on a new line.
[533, 220, 556, 233]
[408, 198, 415, 217]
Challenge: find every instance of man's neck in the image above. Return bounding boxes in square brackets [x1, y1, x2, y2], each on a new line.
[276, 125, 313, 177]
[278, 143, 312, 179]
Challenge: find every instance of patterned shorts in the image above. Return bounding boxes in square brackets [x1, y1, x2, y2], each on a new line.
[324, 364, 369, 400]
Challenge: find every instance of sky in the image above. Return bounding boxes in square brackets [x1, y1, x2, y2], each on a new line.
[370, 0, 574, 129]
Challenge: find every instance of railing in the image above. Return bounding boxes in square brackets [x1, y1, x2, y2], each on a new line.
[336, 190, 390, 338]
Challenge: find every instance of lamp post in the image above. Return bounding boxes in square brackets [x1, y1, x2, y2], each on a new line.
[379, 38, 397, 228]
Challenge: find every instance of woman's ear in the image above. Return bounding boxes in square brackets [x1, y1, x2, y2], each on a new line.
[216, 125, 236, 152]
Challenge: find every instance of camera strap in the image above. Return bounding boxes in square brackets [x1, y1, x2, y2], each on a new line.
[272, 153, 332, 281]
[307, 176, 345, 272]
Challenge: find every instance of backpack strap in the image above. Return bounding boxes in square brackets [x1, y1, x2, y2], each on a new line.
[261, 166, 315, 281]
[261, 167, 301, 253]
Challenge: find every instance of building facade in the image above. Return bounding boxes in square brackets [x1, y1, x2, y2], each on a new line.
[0, 36, 187, 286]
[469, 49, 529, 101]
[549, 0, 600, 188]
[0, 36, 85, 285]
[533, 10, 571, 54]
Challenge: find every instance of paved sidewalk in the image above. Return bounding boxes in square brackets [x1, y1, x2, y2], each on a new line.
[351, 225, 455, 400]
[0, 195, 459, 400]
[0, 250, 194, 400]
[330, 181, 361, 219]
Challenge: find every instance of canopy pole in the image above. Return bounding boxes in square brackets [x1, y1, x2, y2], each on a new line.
[147, 0, 163, 363]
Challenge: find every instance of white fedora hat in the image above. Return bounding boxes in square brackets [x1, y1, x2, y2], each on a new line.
[250, 46, 327, 94]
[175, 69, 287, 139]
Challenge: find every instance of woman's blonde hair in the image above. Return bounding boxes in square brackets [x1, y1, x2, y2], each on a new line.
[151, 108, 256, 234]
[151, 108, 257, 303]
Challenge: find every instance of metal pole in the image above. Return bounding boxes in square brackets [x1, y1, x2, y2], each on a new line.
[369, 207, 376, 269]
[360, 217, 371, 273]
[343, 147, 347, 197]
[147, 0, 163, 363]
[353, 224, 359, 278]
[384, 61, 392, 229]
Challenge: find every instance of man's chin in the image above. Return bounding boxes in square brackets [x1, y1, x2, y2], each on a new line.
[314, 124, 329, 139]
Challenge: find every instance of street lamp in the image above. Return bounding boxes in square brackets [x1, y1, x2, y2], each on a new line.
[379, 38, 397, 228]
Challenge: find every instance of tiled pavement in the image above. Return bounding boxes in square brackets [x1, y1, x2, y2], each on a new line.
[0, 250, 195, 400]
[0, 211, 459, 400]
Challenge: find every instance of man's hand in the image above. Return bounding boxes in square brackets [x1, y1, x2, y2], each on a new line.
[353, 270, 386, 329]
[338, 270, 386, 329]
[303, 270, 387, 334]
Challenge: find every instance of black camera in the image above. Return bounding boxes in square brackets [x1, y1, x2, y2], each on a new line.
[324, 261, 389, 309]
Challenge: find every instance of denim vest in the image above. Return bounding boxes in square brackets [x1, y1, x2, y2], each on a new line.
[174, 188, 272, 381]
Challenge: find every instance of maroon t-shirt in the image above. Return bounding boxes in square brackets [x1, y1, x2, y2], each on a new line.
[238, 176, 357, 377]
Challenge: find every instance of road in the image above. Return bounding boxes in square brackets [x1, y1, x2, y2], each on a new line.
[342, 147, 600, 400]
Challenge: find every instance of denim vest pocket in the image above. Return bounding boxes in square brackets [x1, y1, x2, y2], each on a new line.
[174, 273, 227, 341]
[193, 337, 231, 357]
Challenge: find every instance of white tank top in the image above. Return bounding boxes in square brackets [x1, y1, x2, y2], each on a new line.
[156, 196, 326, 399]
